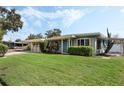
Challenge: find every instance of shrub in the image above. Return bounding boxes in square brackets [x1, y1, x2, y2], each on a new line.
[23, 45, 31, 51]
[45, 41, 60, 53]
[0, 43, 8, 57]
[68, 46, 94, 56]
[40, 43, 45, 52]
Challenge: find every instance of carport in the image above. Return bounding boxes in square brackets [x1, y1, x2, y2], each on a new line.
[99, 37, 124, 55]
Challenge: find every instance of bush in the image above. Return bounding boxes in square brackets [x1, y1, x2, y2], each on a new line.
[40, 43, 45, 52]
[68, 46, 94, 56]
[23, 45, 31, 51]
[0, 43, 8, 57]
[43, 41, 60, 54]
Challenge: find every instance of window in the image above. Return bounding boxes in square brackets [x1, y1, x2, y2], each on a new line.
[85, 39, 89, 46]
[77, 38, 89, 46]
[81, 39, 84, 45]
[78, 40, 80, 46]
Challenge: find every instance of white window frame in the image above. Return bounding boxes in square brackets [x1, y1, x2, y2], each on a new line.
[77, 38, 90, 46]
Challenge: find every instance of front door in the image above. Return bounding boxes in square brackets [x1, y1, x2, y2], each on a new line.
[97, 39, 101, 49]
[63, 40, 68, 53]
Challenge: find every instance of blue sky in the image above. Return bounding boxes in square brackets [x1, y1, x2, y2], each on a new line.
[3, 6, 124, 41]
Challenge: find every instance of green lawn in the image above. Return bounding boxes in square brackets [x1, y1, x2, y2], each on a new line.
[0, 53, 124, 86]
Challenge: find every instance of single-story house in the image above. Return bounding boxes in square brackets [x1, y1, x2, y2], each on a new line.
[25, 32, 108, 55]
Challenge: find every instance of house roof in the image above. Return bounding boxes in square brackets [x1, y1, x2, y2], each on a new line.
[74, 32, 105, 38]
[24, 32, 105, 42]
[24, 39, 45, 43]
[46, 35, 76, 41]
[46, 32, 105, 41]
[99, 37, 124, 40]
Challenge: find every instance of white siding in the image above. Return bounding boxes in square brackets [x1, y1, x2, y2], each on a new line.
[109, 44, 123, 54]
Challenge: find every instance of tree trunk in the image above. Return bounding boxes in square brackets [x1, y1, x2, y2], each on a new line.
[105, 41, 114, 53]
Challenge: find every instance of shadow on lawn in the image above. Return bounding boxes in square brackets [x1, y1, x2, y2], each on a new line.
[0, 77, 8, 86]
[0, 67, 8, 86]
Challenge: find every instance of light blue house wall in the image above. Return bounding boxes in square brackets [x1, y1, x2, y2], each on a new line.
[29, 32, 106, 55]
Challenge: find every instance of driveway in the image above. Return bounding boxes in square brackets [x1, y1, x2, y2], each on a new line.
[5, 51, 29, 56]
[5, 49, 30, 56]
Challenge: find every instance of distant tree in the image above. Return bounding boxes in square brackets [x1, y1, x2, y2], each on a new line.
[45, 28, 62, 38]
[0, 7, 23, 41]
[26, 34, 36, 40]
[26, 33, 43, 40]
[36, 33, 43, 38]
[15, 39, 21, 42]
[104, 28, 115, 53]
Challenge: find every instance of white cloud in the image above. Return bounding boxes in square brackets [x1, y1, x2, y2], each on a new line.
[18, 7, 43, 20]
[18, 7, 86, 28]
[120, 8, 124, 13]
[21, 17, 28, 27]
[61, 9, 85, 27]
[47, 21, 60, 29]
[34, 20, 42, 27]
[3, 7, 88, 41]
[99, 6, 110, 13]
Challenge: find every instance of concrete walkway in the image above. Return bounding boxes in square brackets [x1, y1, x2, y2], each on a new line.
[5, 51, 29, 56]
[3, 49, 31, 57]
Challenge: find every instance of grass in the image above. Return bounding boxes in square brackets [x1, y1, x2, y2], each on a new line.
[0, 53, 124, 86]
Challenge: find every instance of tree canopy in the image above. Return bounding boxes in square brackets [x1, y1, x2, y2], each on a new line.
[26, 33, 43, 40]
[0, 7, 23, 41]
[15, 39, 21, 42]
[45, 29, 62, 38]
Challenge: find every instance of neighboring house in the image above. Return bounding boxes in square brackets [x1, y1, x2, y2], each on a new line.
[25, 32, 107, 55]
[3, 41, 27, 49]
[108, 38, 124, 55]
[109, 44, 123, 54]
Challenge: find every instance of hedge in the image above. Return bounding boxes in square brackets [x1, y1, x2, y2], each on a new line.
[23, 45, 31, 51]
[68, 46, 94, 56]
[0, 43, 8, 57]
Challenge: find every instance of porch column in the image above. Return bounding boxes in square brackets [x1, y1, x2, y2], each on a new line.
[68, 38, 70, 47]
[31, 43, 33, 52]
[22, 43, 23, 48]
[89, 38, 91, 46]
[36, 44, 38, 53]
[61, 39, 63, 53]
[94, 38, 97, 54]
[67, 38, 71, 52]
[38, 43, 40, 53]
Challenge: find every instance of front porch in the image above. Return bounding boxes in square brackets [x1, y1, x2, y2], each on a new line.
[47, 37, 104, 54]
[46, 39, 72, 54]
[28, 38, 105, 55]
